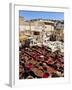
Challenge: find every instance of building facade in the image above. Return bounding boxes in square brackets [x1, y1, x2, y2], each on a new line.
[19, 17, 64, 46]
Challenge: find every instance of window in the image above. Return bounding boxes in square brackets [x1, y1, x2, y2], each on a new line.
[33, 32, 40, 35]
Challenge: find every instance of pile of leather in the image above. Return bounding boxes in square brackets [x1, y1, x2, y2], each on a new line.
[19, 45, 64, 79]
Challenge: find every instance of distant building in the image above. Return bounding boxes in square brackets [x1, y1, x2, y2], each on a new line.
[54, 21, 64, 41]
[19, 16, 25, 32]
